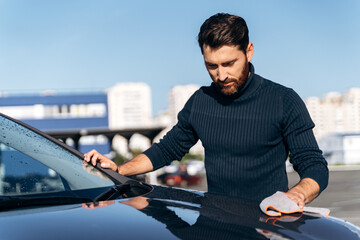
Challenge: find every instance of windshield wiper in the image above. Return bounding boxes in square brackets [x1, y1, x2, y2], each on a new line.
[0, 195, 93, 210]
[93, 183, 131, 202]
[93, 180, 153, 202]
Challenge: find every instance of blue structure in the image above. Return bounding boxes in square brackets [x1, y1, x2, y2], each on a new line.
[0, 93, 108, 130]
[0, 92, 110, 154]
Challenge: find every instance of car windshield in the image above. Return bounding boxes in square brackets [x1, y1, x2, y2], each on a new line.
[0, 114, 114, 197]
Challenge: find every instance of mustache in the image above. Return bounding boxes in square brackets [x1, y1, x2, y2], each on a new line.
[216, 78, 237, 86]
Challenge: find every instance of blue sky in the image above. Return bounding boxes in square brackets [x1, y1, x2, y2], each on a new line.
[0, 0, 359, 115]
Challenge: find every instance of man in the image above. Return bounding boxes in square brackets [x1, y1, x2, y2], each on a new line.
[85, 13, 328, 207]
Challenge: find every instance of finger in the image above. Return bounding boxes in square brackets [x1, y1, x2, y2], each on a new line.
[84, 149, 97, 162]
[100, 162, 111, 168]
[293, 195, 305, 209]
[91, 152, 102, 166]
[83, 153, 90, 162]
[101, 161, 116, 172]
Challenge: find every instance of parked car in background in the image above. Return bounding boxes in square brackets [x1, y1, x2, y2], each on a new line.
[157, 160, 205, 187]
[0, 113, 360, 240]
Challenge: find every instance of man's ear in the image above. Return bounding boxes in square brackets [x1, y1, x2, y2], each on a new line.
[246, 42, 254, 62]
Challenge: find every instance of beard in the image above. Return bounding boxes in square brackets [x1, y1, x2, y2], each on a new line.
[213, 63, 249, 96]
[215, 78, 243, 96]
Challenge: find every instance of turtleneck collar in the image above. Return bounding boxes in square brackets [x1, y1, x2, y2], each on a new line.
[210, 62, 258, 102]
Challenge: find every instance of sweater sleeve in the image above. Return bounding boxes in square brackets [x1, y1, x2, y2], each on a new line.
[143, 93, 199, 170]
[281, 89, 329, 194]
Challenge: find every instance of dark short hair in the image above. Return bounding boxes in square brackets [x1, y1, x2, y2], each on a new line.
[198, 13, 249, 54]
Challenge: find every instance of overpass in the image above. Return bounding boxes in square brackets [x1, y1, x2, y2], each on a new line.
[45, 126, 165, 151]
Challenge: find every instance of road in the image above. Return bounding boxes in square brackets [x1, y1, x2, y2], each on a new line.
[186, 167, 360, 227]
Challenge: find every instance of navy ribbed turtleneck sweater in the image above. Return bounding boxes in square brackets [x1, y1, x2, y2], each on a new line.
[144, 64, 329, 201]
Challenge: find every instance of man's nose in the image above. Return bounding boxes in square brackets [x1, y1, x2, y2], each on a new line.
[217, 67, 228, 82]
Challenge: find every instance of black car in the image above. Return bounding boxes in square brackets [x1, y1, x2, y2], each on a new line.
[0, 113, 359, 240]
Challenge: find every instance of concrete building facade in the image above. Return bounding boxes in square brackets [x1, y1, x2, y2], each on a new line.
[305, 88, 360, 140]
[107, 82, 152, 129]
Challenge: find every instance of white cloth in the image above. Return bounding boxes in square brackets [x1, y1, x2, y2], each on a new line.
[260, 191, 330, 217]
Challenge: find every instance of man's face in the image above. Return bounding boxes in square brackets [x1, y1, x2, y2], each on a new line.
[203, 43, 253, 96]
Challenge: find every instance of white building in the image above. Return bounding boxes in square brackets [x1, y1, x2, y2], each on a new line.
[167, 84, 204, 155]
[107, 82, 152, 129]
[319, 133, 360, 165]
[305, 88, 360, 140]
[168, 84, 200, 125]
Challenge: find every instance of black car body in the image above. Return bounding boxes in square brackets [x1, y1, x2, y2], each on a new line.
[0, 113, 359, 240]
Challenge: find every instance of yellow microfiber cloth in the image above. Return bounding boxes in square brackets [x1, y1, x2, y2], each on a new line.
[260, 191, 330, 217]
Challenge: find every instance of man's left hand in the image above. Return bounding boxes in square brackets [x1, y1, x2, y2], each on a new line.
[284, 178, 320, 209]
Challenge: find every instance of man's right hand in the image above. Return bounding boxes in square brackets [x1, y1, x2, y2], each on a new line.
[85, 150, 154, 176]
[84, 150, 118, 173]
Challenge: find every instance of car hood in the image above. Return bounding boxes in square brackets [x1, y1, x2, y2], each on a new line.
[1, 186, 360, 240]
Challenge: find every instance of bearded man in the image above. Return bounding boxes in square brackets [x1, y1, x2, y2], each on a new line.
[85, 13, 328, 207]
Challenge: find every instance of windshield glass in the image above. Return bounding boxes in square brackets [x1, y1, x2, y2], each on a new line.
[0, 115, 114, 196]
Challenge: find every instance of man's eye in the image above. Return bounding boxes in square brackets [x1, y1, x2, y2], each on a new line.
[223, 61, 235, 67]
[206, 64, 217, 69]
